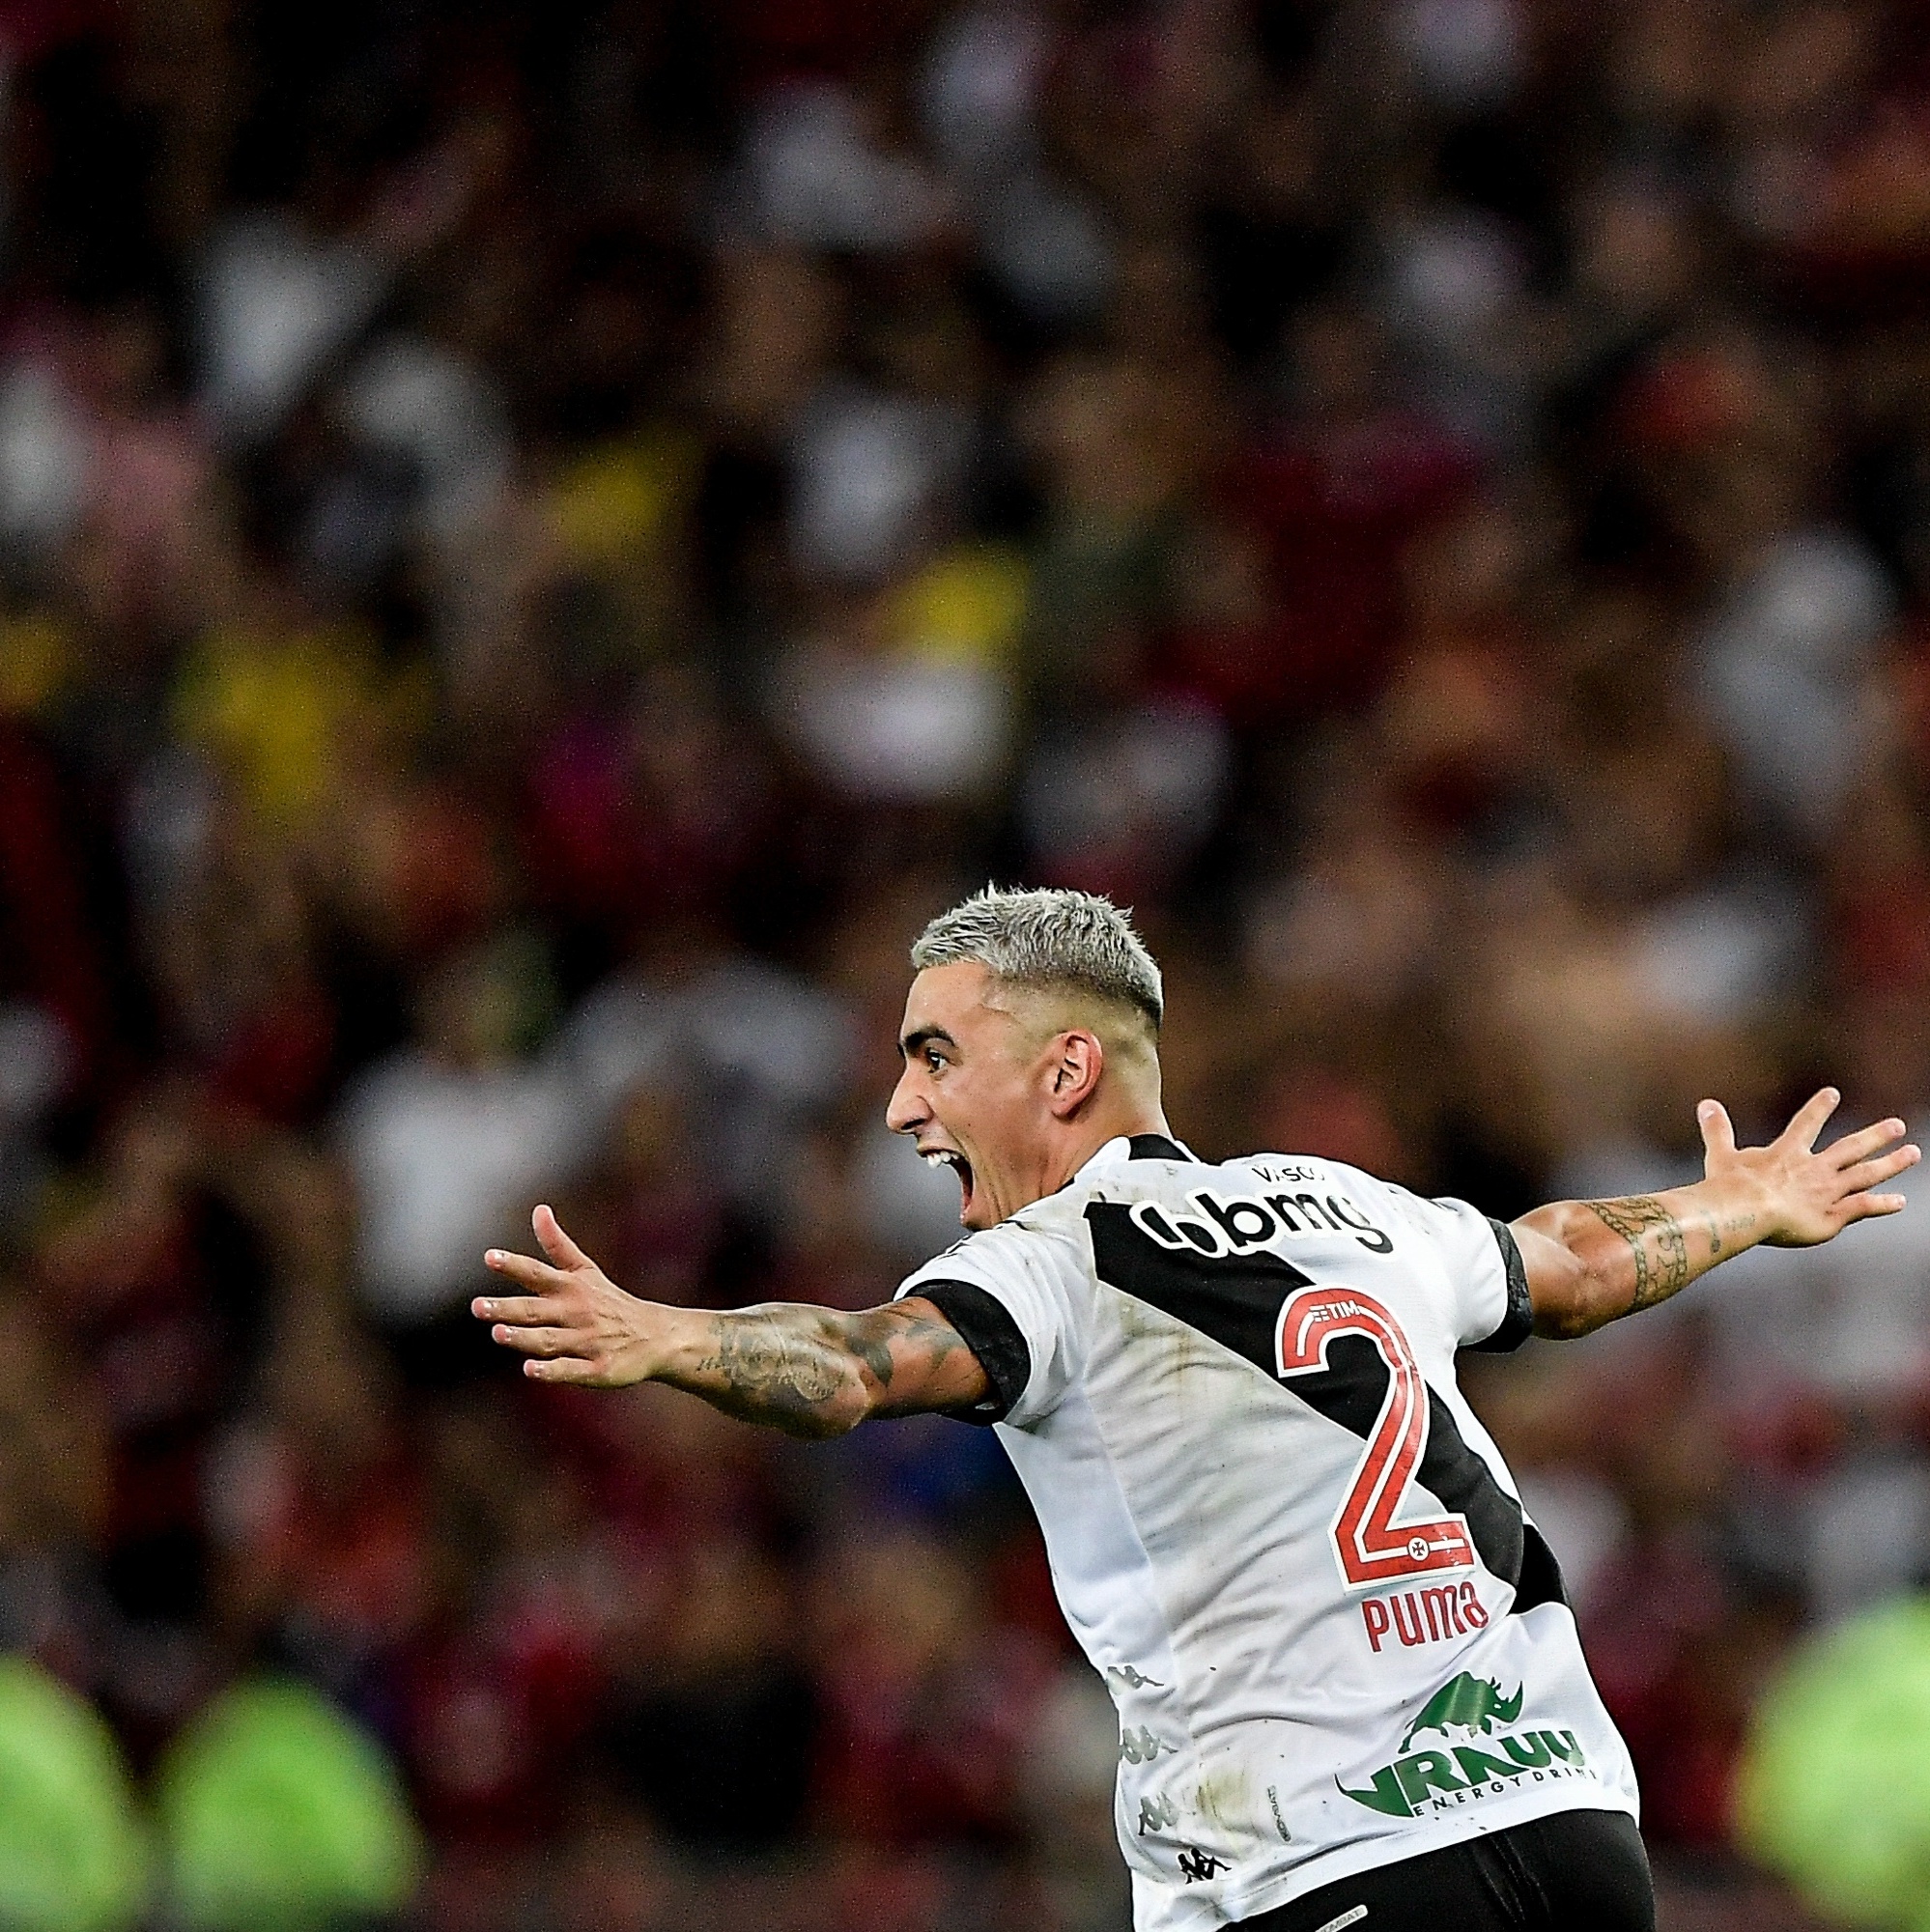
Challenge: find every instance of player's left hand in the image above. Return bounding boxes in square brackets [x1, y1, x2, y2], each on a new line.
[1701, 1090, 1919, 1248]
[472, 1205, 660, 1384]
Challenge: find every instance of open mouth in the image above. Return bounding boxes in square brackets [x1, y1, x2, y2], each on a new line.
[922, 1147, 976, 1220]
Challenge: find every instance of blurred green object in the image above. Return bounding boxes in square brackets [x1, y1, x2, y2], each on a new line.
[159, 1677, 421, 1932]
[0, 1655, 149, 1932]
[1738, 1595, 1930, 1929]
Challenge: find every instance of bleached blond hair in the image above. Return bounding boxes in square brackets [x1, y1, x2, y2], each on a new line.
[910, 886, 1163, 1031]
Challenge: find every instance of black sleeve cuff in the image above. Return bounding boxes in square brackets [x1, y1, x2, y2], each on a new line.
[1469, 1219, 1534, 1353]
[904, 1279, 1033, 1425]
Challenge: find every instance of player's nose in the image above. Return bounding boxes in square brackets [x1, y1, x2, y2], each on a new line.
[885, 1065, 926, 1135]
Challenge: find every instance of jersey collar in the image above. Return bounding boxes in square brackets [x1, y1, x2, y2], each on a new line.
[1076, 1132, 1200, 1180]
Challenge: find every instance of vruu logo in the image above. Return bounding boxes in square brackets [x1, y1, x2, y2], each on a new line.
[1338, 1673, 1592, 1819]
[1401, 1673, 1520, 1749]
[1127, 1187, 1394, 1258]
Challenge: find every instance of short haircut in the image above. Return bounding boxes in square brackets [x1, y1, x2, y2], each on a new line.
[910, 886, 1164, 1031]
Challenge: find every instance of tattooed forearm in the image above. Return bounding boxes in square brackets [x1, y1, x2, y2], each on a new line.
[1584, 1196, 1691, 1310]
[674, 1299, 980, 1436]
[1519, 1154, 1787, 1341]
[689, 1309, 857, 1435]
[1703, 1206, 1760, 1258]
[866, 1306, 970, 1418]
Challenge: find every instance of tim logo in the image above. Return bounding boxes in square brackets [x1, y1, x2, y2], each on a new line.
[1128, 1188, 1394, 1258]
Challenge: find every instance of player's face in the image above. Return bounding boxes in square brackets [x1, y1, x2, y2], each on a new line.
[887, 963, 1059, 1231]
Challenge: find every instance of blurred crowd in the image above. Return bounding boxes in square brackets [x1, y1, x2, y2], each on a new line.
[3, 0, 1930, 1926]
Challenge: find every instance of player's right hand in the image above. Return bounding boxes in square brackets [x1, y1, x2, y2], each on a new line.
[472, 1205, 660, 1384]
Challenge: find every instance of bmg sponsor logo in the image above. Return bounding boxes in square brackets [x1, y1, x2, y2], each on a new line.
[1127, 1187, 1394, 1258]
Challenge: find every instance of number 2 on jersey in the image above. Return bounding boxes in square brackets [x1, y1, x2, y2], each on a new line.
[1274, 1287, 1474, 1588]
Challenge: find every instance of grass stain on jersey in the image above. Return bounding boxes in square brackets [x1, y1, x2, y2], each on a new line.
[1194, 1764, 1251, 1835]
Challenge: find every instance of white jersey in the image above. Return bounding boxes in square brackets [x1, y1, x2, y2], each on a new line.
[897, 1134, 1637, 1931]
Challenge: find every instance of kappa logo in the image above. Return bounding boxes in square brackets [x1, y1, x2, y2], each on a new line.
[1339, 1672, 1591, 1818]
[1137, 1794, 1179, 1835]
[1127, 1186, 1394, 1259]
[1177, 1846, 1228, 1883]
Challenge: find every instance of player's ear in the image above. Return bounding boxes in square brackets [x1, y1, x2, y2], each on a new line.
[1046, 1030, 1104, 1117]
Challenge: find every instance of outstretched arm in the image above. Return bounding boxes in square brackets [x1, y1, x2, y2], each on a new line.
[471, 1207, 991, 1437]
[1512, 1090, 1919, 1341]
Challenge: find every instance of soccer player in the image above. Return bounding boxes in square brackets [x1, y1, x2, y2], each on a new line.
[473, 888, 1917, 1932]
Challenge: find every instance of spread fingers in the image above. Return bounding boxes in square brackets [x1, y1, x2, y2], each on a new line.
[484, 1249, 570, 1292]
[1840, 1145, 1921, 1195]
[522, 1355, 607, 1384]
[1830, 1118, 1912, 1167]
[488, 1323, 581, 1358]
[471, 1295, 555, 1326]
[1783, 1087, 1841, 1151]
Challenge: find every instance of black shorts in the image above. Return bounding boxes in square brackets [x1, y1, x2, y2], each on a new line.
[1240, 1808, 1654, 1932]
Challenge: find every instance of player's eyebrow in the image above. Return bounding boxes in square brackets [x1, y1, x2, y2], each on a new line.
[899, 1025, 958, 1061]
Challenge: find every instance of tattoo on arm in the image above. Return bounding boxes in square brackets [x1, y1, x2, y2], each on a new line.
[1584, 1196, 1692, 1310]
[684, 1301, 972, 1436]
[692, 1310, 847, 1432]
[866, 1304, 970, 1418]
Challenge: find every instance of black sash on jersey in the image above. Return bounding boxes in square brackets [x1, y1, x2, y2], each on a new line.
[1084, 1201, 1567, 1615]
